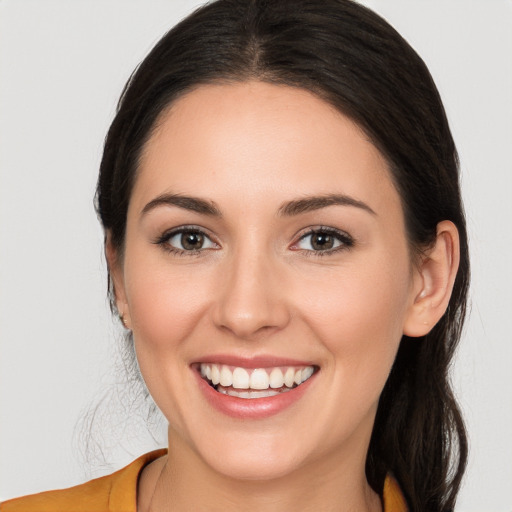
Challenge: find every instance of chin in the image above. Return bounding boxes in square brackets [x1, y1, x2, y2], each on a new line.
[192, 429, 310, 481]
[204, 451, 303, 482]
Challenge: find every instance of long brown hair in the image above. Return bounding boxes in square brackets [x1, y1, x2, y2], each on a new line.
[96, 1, 469, 509]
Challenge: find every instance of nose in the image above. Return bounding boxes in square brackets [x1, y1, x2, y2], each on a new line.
[212, 249, 291, 340]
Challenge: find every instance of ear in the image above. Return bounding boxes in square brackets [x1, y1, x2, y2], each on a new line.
[403, 220, 460, 337]
[105, 231, 132, 330]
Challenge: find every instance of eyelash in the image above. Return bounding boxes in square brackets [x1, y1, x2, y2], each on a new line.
[153, 225, 218, 257]
[292, 226, 355, 257]
[153, 225, 355, 257]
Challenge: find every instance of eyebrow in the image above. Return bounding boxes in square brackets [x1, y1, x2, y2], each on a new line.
[141, 192, 375, 218]
[141, 193, 222, 217]
[278, 194, 376, 216]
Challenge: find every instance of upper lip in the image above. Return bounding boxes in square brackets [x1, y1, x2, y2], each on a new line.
[192, 354, 316, 369]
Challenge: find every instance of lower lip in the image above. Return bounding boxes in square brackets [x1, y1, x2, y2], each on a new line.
[194, 369, 317, 419]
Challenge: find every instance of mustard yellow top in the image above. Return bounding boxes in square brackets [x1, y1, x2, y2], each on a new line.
[1, 449, 408, 511]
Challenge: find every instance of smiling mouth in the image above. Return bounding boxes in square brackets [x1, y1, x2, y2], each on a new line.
[198, 363, 317, 399]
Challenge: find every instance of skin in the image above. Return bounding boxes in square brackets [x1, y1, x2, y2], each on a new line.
[108, 81, 460, 511]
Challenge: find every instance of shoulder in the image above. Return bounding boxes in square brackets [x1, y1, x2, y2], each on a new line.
[0, 449, 167, 512]
[382, 474, 409, 512]
[1, 474, 113, 512]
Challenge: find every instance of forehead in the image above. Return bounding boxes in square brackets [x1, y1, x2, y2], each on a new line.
[133, 81, 401, 218]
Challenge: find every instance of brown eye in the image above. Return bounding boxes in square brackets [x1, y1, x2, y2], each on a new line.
[310, 233, 334, 250]
[295, 228, 354, 253]
[181, 231, 205, 250]
[162, 229, 217, 252]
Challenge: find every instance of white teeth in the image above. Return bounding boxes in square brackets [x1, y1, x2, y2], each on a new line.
[269, 368, 284, 388]
[302, 366, 314, 381]
[211, 365, 220, 385]
[224, 387, 281, 399]
[250, 368, 269, 390]
[199, 363, 316, 395]
[219, 365, 233, 387]
[284, 367, 295, 387]
[232, 367, 250, 389]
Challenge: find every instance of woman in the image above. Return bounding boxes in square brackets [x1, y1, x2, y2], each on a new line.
[1, 0, 469, 510]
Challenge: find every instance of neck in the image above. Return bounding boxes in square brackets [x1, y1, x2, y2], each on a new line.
[145, 432, 382, 512]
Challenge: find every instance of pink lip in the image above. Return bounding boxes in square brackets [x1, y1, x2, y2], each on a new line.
[192, 362, 318, 420]
[192, 353, 315, 368]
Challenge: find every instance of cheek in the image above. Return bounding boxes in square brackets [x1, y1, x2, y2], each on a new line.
[122, 252, 217, 424]
[124, 253, 214, 352]
[297, 253, 412, 374]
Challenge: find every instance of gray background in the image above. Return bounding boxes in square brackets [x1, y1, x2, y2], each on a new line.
[1, 1, 511, 509]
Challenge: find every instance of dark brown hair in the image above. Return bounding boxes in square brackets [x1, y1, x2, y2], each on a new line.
[96, 1, 469, 509]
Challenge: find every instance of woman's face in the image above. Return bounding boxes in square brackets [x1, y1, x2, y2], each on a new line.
[113, 81, 423, 480]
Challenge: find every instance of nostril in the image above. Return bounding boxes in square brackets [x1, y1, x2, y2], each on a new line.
[217, 322, 285, 341]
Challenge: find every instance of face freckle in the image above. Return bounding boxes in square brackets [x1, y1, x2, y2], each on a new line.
[112, 80, 419, 482]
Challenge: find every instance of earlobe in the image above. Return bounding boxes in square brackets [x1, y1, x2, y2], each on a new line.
[105, 231, 131, 329]
[403, 221, 460, 337]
